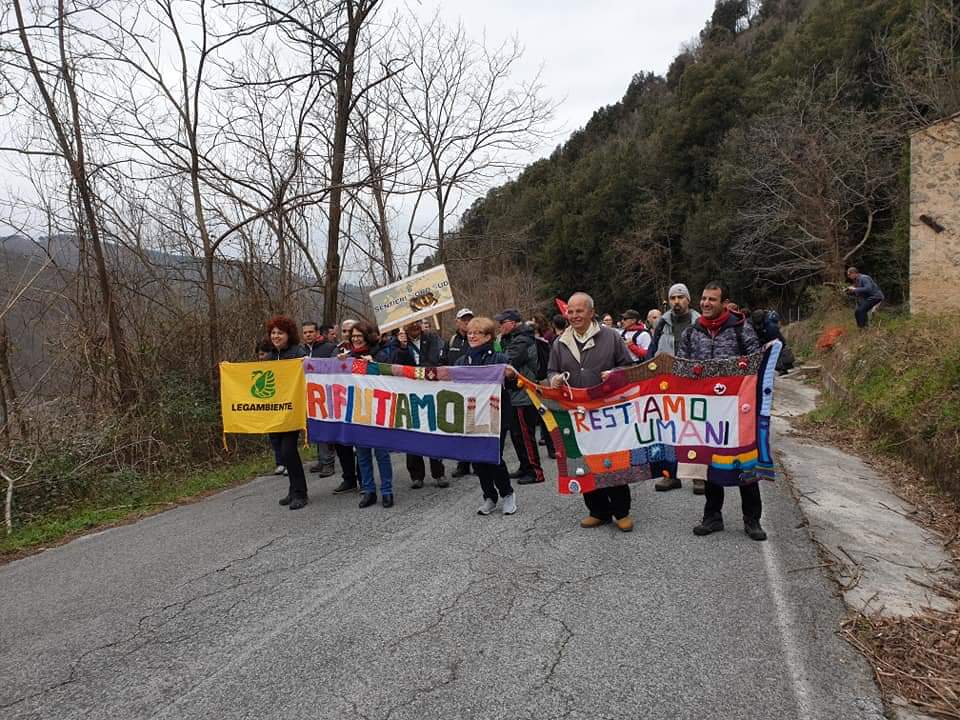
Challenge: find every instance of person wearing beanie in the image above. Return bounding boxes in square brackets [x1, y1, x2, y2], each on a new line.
[647, 282, 703, 494]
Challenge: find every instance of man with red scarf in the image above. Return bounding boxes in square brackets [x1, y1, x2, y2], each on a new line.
[677, 281, 767, 541]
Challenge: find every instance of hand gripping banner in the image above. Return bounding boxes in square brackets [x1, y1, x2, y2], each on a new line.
[220, 358, 307, 435]
[521, 343, 782, 494]
[304, 358, 506, 464]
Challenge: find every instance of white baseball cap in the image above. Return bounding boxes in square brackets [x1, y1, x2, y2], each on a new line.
[456, 308, 474, 319]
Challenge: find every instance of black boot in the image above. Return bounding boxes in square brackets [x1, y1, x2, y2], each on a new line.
[278, 494, 292, 506]
[744, 518, 767, 541]
[359, 492, 377, 508]
[693, 514, 724, 536]
[382, 494, 394, 508]
[288, 495, 308, 510]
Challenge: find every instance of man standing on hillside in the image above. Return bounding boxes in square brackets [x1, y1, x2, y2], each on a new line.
[445, 308, 475, 478]
[647, 283, 703, 494]
[302, 321, 337, 477]
[845, 266, 884, 329]
[678, 281, 766, 541]
[548, 292, 635, 531]
[496, 309, 544, 485]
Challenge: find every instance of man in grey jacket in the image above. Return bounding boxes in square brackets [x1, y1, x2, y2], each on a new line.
[647, 283, 703, 494]
[547, 292, 635, 531]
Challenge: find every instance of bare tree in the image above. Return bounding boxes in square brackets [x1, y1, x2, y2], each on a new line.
[9, 0, 138, 405]
[723, 75, 900, 286]
[396, 14, 554, 269]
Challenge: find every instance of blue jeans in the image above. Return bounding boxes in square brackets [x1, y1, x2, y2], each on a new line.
[356, 446, 393, 496]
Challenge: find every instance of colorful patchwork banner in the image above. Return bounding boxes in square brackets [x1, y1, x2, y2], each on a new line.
[220, 358, 307, 434]
[521, 343, 781, 494]
[304, 358, 505, 464]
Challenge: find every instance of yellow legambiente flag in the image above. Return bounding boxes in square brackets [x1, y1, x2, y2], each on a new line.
[220, 358, 306, 434]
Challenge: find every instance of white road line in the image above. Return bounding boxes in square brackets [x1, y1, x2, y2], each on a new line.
[761, 539, 817, 720]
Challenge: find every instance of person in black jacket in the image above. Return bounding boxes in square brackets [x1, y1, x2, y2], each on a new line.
[265, 315, 309, 510]
[495, 309, 543, 485]
[394, 321, 448, 489]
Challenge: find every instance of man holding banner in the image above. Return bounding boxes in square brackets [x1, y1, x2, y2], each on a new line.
[677, 282, 766, 541]
[547, 292, 635, 531]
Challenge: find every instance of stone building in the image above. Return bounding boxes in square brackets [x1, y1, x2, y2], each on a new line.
[910, 112, 960, 315]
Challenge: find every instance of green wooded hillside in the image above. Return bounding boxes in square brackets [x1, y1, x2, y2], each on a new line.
[443, 0, 959, 315]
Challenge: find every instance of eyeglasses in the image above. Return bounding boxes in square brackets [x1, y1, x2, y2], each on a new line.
[350, 334, 365, 339]
[466, 331, 490, 336]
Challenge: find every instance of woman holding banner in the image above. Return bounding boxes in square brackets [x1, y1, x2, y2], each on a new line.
[265, 315, 309, 510]
[456, 316, 517, 516]
[339, 321, 397, 509]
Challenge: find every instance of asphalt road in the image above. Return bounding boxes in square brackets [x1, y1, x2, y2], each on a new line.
[1, 376, 884, 720]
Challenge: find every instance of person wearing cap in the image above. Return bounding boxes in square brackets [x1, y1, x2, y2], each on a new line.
[445, 308, 475, 478]
[647, 283, 703, 494]
[619, 309, 651, 362]
[546, 292, 635, 531]
[495, 308, 544, 485]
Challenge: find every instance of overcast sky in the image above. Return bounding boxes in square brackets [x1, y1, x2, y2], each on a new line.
[407, 0, 716, 160]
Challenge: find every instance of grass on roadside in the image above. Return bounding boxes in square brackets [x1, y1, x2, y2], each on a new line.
[1, 453, 272, 560]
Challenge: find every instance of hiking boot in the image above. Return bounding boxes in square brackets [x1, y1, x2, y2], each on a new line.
[278, 494, 292, 506]
[654, 475, 681, 492]
[381, 494, 394, 509]
[451, 464, 471, 478]
[410, 477, 424, 490]
[288, 496, 308, 511]
[693, 514, 724, 536]
[508, 468, 527, 479]
[744, 518, 768, 541]
[333, 479, 357, 494]
[615, 516, 634, 532]
[502, 494, 517, 515]
[580, 516, 608, 528]
[358, 492, 377, 508]
[692, 479, 706, 495]
[274, 465, 287, 476]
[435, 476, 449, 488]
[516, 474, 544, 485]
[477, 498, 496, 516]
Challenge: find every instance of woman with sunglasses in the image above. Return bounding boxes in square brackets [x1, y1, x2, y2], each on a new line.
[338, 320, 397, 508]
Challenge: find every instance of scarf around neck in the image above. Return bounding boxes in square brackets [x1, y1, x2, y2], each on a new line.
[698, 309, 731, 337]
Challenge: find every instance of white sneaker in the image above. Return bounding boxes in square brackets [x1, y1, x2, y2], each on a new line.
[274, 465, 287, 476]
[477, 498, 496, 516]
[502, 494, 517, 515]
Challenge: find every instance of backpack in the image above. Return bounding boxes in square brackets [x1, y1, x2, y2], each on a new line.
[534, 337, 551, 381]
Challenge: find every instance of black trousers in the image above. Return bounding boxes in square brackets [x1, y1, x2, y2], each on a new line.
[509, 404, 543, 481]
[270, 431, 307, 498]
[583, 484, 631, 521]
[854, 297, 881, 328]
[704, 480, 762, 521]
[334, 444, 357, 484]
[477, 462, 513, 501]
[406, 454, 445, 480]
